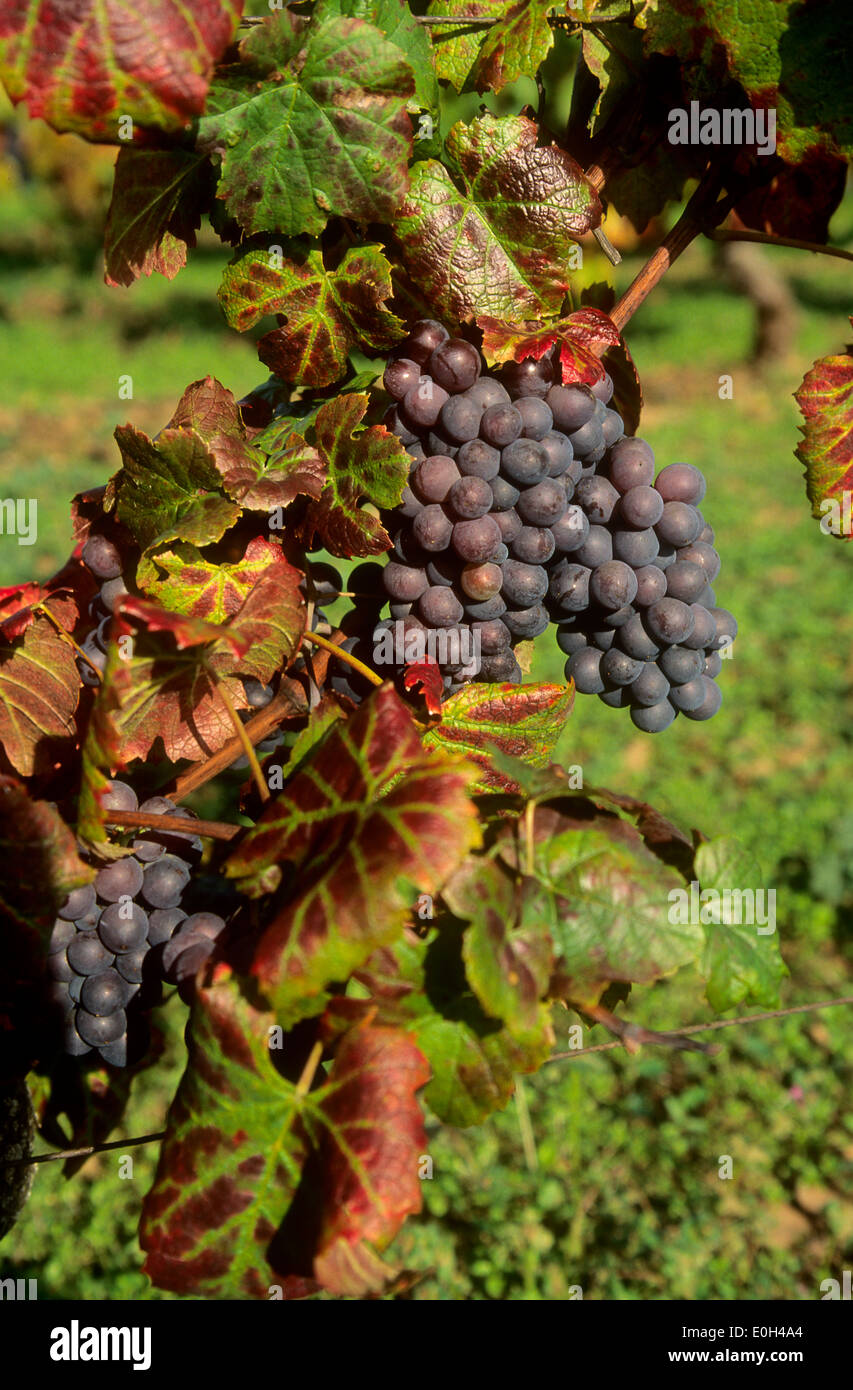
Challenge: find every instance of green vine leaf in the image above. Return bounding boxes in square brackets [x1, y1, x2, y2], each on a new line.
[426, 1, 553, 94]
[0, 0, 241, 141]
[106, 424, 241, 554]
[795, 331, 853, 539]
[395, 114, 601, 324]
[423, 679, 574, 792]
[224, 685, 481, 1028]
[0, 608, 80, 778]
[218, 243, 405, 388]
[104, 149, 209, 288]
[317, 0, 438, 109]
[694, 837, 787, 1011]
[140, 980, 429, 1298]
[197, 11, 415, 237]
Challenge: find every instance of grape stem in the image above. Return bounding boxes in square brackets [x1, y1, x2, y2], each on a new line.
[296, 1040, 325, 1097]
[36, 602, 102, 679]
[214, 676, 271, 804]
[705, 226, 853, 264]
[103, 808, 240, 842]
[302, 630, 384, 687]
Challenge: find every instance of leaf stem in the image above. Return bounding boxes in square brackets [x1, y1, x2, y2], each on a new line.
[302, 630, 383, 687]
[705, 227, 853, 263]
[215, 677, 271, 804]
[37, 602, 101, 680]
[296, 1040, 325, 1097]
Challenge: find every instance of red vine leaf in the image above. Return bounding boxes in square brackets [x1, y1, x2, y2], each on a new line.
[479, 306, 621, 387]
[403, 659, 444, 716]
[0, 583, 46, 641]
[219, 243, 405, 389]
[0, 777, 92, 939]
[395, 115, 601, 325]
[224, 685, 480, 1027]
[426, 1, 553, 94]
[795, 328, 853, 538]
[104, 149, 209, 288]
[141, 978, 428, 1298]
[0, 611, 80, 777]
[0, 0, 242, 142]
[292, 393, 410, 558]
[423, 680, 574, 793]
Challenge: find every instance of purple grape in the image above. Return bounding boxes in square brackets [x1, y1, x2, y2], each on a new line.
[664, 560, 707, 604]
[460, 563, 503, 601]
[440, 394, 483, 443]
[147, 906, 187, 946]
[140, 855, 191, 910]
[49, 919, 76, 954]
[574, 524, 612, 569]
[683, 676, 723, 721]
[94, 856, 144, 904]
[668, 676, 708, 712]
[493, 507, 522, 543]
[703, 651, 723, 678]
[473, 618, 512, 653]
[490, 475, 520, 510]
[511, 526, 556, 565]
[645, 598, 695, 645]
[600, 648, 643, 686]
[659, 646, 704, 685]
[456, 438, 500, 480]
[549, 562, 592, 614]
[500, 438, 549, 486]
[98, 902, 149, 953]
[99, 577, 129, 613]
[447, 475, 493, 520]
[630, 700, 677, 733]
[481, 403, 523, 448]
[82, 534, 122, 580]
[545, 383, 596, 433]
[451, 515, 501, 563]
[67, 931, 115, 976]
[500, 560, 548, 608]
[567, 419, 604, 457]
[383, 357, 421, 400]
[417, 587, 464, 627]
[655, 501, 703, 547]
[80, 968, 128, 1016]
[634, 565, 668, 608]
[57, 882, 97, 921]
[630, 663, 670, 707]
[540, 431, 574, 478]
[463, 594, 507, 620]
[402, 379, 449, 429]
[466, 378, 510, 409]
[427, 338, 481, 393]
[383, 562, 429, 603]
[655, 463, 706, 505]
[550, 506, 589, 553]
[556, 627, 588, 656]
[612, 528, 660, 567]
[101, 779, 138, 813]
[399, 320, 449, 365]
[515, 397, 553, 440]
[566, 647, 605, 694]
[516, 479, 567, 528]
[479, 650, 522, 683]
[619, 485, 664, 529]
[76, 1007, 126, 1046]
[501, 357, 554, 399]
[503, 605, 549, 639]
[677, 541, 721, 582]
[708, 608, 738, 650]
[618, 613, 661, 662]
[575, 475, 620, 524]
[602, 409, 625, 447]
[607, 438, 655, 492]
[412, 456, 459, 504]
[589, 561, 638, 612]
[413, 505, 454, 553]
[48, 950, 75, 982]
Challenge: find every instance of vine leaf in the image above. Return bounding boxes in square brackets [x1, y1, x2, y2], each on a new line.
[402, 659, 444, 715]
[444, 852, 553, 1033]
[0, 609, 80, 777]
[218, 243, 405, 389]
[694, 837, 787, 1011]
[224, 685, 481, 1028]
[0, 777, 92, 939]
[347, 929, 553, 1126]
[197, 11, 414, 237]
[503, 802, 703, 1009]
[423, 680, 574, 792]
[0, 583, 49, 641]
[316, 0, 438, 110]
[395, 114, 601, 325]
[0, 0, 242, 141]
[479, 306, 621, 386]
[425, 1, 553, 93]
[291, 393, 411, 557]
[795, 332, 853, 539]
[140, 979, 428, 1298]
[104, 149, 210, 288]
[106, 424, 241, 554]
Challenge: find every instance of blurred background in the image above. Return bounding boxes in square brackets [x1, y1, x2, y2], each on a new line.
[1, 41, 851, 1298]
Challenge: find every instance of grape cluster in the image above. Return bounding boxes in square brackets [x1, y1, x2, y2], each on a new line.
[47, 781, 226, 1065]
[378, 320, 735, 727]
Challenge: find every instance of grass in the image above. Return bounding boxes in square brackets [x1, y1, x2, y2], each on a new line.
[1, 164, 851, 1300]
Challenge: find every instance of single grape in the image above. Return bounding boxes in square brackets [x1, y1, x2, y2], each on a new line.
[417, 587, 464, 628]
[683, 676, 723, 721]
[630, 662, 671, 707]
[500, 438, 549, 486]
[80, 968, 128, 1016]
[48, 951, 75, 981]
[141, 855, 191, 910]
[511, 526, 556, 565]
[94, 856, 144, 904]
[516, 479, 567, 528]
[500, 560, 548, 608]
[81, 534, 122, 580]
[413, 505, 454, 552]
[447, 475, 493, 520]
[147, 907, 187, 946]
[479, 650, 522, 683]
[556, 627, 588, 656]
[501, 356, 554, 399]
[549, 562, 592, 614]
[242, 677, 275, 708]
[503, 605, 549, 639]
[659, 645, 704, 685]
[98, 902, 149, 953]
[633, 565, 668, 608]
[67, 931, 115, 976]
[656, 541, 677, 571]
[655, 501, 703, 547]
[182, 911, 227, 941]
[383, 356, 421, 400]
[466, 377, 510, 409]
[575, 475, 620, 524]
[57, 882, 96, 921]
[383, 562, 429, 603]
[456, 438, 500, 480]
[703, 651, 723, 678]
[697, 583, 717, 609]
[550, 506, 589, 554]
[602, 409, 625, 448]
[607, 437, 655, 492]
[599, 686, 632, 709]
[618, 613, 661, 662]
[540, 431, 574, 478]
[654, 462, 706, 505]
[451, 515, 501, 563]
[698, 521, 715, 546]
[397, 485, 423, 518]
[664, 560, 707, 604]
[589, 628, 616, 651]
[400, 320, 449, 365]
[601, 648, 644, 687]
[402, 379, 449, 430]
[98, 1033, 129, 1066]
[612, 527, 660, 567]
[490, 475, 520, 510]
[76, 1007, 126, 1047]
[545, 383, 596, 433]
[481, 403, 523, 448]
[427, 338, 481, 393]
[100, 577, 129, 613]
[493, 507, 522, 543]
[591, 372, 614, 403]
[574, 524, 612, 569]
[668, 676, 707, 712]
[590, 561, 638, 612]
[630, 700, 677, 733]
[619, 485, 665, 529]
[515, 397, 554, 441]
[63, 1019, 92, 1056]
[463, 594, 507, 620]
[101, 779, 138, 813]
[472, 618, 512, 653]
[677, 541, 721, 582]
[566, 647, 606, 694]
[707, 608, 738, 652]
[50, 919, 77, 954]
[460, 563, 503, 602]
[440, 394, 483, 443]
[645, 597, 695, 645]
[568, 419, 604, 458]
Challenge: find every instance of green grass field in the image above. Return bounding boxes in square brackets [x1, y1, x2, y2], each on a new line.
[1, 160, 851, 1300]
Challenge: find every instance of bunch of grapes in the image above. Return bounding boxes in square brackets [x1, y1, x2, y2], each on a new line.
[47, 782, 226, 1066]
[377, 319, 735, 728]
